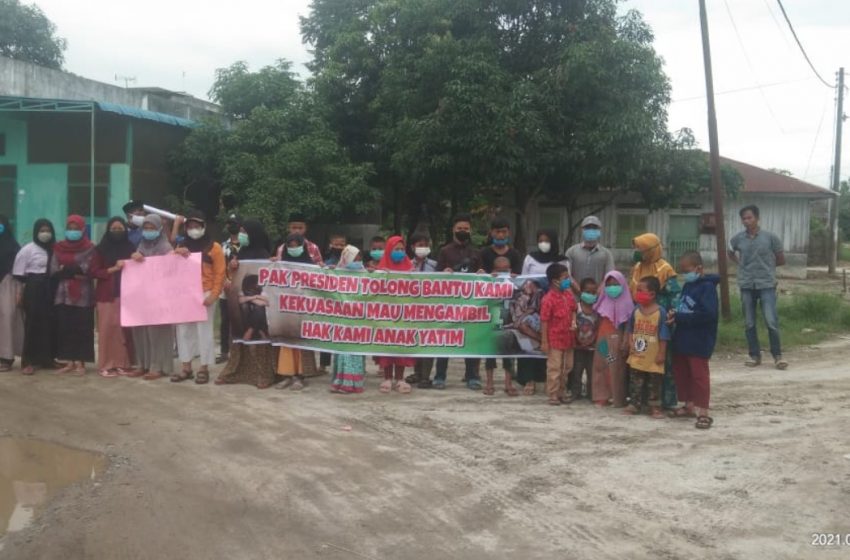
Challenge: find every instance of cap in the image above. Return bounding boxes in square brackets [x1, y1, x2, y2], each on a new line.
[225, 213, 242, 225]
[122, 200, 144, 214]
[185, 209, 207, 226]
[581, 215, 602, 228]
[288, 212, 307, 223]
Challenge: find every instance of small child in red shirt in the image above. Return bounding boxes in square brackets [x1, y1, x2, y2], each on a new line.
[540, 263, 578, 406]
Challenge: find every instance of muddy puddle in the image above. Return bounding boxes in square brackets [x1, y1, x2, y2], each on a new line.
[0, 438, 106, 547]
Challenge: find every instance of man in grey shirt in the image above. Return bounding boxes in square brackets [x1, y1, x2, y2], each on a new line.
[566, 215, 615, 287]
[728, 204, 788, 370]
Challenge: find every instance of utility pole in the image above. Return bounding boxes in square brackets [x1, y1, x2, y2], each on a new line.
[828, 67, 844, 274]
[698, 0, 731, 320]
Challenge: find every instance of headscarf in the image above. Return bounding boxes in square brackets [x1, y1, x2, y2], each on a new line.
[96, 217, 136, 267]
[630, 233, 676, 296]
[337, 245, 361, 268]
[237, 219, 271, 260]
[377, 235, 413, 271]
[179, 209, 213, 255]
[0, 214, 20, 282]
[136, 214, 173, 257]
[53, 214, 94, 302]
[593, 270, 635, 327]
[281, 233, 313, 264]
[527, 228, 563, 264]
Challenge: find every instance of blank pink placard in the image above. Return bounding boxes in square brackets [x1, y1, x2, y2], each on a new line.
[120, 253, 207, 327]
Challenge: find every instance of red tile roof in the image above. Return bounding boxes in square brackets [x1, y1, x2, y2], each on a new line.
[720, 156, 836, 198]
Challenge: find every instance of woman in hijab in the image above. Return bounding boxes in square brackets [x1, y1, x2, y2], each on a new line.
[275, 233, 316, 391]
[522, 228, 569, 276]
[49, 215, 97, 374]
[591, 270, 635, 407]
[127, 214, 174, 381]
[91, 217, 136, 377]
[172, 210, 226, 385]
[0, 215, 23, 371]
[12, 218, 58, 374]
[216, 219, 279, 389]
[629, 233, 681, 409]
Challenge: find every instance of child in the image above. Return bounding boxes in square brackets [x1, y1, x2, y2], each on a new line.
[670, 251, 719, 429]
[484, 256, 517, 396]
[624, 276, 670, 418]
[540, 263, 578, 405]
[569, 278, 600, 401]
[591, 271, 634, 407]
[364, 236, 386, 271]
[375, 236, 415, 393]
[238, 274, 269, 341]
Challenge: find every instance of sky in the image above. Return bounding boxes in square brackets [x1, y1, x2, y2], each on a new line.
[31, 0, 850, 189]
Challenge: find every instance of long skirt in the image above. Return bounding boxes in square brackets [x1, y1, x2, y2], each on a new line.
[132, 325, 174, 375]
[591, 331, 627, 407]
[96, 300, 131, 370]
[516, 358, 546, 386]
[218, 343, 277, 387]
[0, 274, 23, 362]
[21, 275, 56, 368]
[277, 347, 303, 377]
[330, 354, 366, 393]
[55, 305, 95, 362]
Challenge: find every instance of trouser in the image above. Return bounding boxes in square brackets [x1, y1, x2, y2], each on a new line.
[484, 357, 515, 373]
[629, 370, 662, 409]
[434, 358, 480, 382]
[740, 287, 782, 360]
[320, 352, 332, 369]
[414, 358, 434, 380]
[177, 294, 216, 367]
[672, 354, 711, 410]
[591, 332, 626, 406]
[546, 348, 574, 401]
[218, 299, 230, 356]
[569, 349, 594, 400]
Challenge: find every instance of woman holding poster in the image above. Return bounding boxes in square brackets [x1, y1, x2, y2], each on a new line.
[375, 236, 416, 394]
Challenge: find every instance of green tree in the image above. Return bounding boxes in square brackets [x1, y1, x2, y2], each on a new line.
[0, 0, 66, 69]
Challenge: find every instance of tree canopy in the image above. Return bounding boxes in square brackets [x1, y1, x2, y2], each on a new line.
[0, 0, 66, 69]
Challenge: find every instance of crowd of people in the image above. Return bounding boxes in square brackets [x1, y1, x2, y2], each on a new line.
[0, 202, 789, 431]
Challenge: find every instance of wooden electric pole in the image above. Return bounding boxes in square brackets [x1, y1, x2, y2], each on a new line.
[828, 67, 844, 275]
[698, 0, 731, 320]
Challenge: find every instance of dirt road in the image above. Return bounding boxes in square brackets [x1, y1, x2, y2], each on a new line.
[2, 339, 850, 560]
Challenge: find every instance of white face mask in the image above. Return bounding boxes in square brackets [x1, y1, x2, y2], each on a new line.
[37, 231, 53, 243]
[129, 215, 145, 227]
[187, 227, 205, 240]
[537, 241, 551, 253]
[414, 247, 431, 258]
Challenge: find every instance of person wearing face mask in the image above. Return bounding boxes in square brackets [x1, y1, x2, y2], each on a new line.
[434, 213, 484, 390]
[522, 228, 569, 276]
[275, 233, 317, 391]
[217, 213, 243, 365]
[90, 217, 137, 377]
[323, 234, 347, 267]
[408, 233, 436, 272]
[565, 216, 614, 288]
[50, 215, 97, 375]
[540, 263, 578, 405]
[590, 271, 634, 408]
[12, 218, 59, 375]
[362, 236, 386, 271]
[123, 200, 147, 247]
[568, 277, 600, 402]
[0, 215, 23, 372]
[274, 212, 324, 266]
[479, 217, 522, 275]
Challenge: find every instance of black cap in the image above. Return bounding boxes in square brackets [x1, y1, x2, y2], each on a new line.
[225, 213, 242, 225]
[185, 209, 207, 226]
[288, 212, 307, 223]
[122, 200, 144, 214]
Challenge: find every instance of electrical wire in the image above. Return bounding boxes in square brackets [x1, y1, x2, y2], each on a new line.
[762, 0, 793, 52]
[671, 77, 814, 103]
[804, 92, 829, 179]
[775, 0, 833, 88]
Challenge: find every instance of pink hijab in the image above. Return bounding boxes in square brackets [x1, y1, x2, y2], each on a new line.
[593, 270, 634, 327]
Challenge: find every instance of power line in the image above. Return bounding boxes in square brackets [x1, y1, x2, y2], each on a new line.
[671, 77, 814, 103]
[775, 0, 833, 88]
[762, 0, 793, 52]
[723, 0, 786, 133]
[804, 92, 829, 178]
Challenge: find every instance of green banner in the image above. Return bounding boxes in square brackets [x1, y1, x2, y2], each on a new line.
[227, 261, 546, 358]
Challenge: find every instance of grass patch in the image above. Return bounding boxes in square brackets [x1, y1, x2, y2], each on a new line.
[716, 292, 850, 353]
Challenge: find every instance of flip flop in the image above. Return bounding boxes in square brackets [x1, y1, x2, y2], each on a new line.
[170, 370, 194, 383]
[523, 383, 536, 396]
[483, 385, 495, 396]
[504, 385, 519, 397]
[379, 379, 393, 393]
[695, 416, 714, 429]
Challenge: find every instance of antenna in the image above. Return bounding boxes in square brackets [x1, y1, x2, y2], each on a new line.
[114, 74, 137, 88]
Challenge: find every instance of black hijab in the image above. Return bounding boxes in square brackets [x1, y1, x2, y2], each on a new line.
[96, 217, 136, 266]
[281, 233, 313, 264]
[527, 228, 563, 264]
[238, 219, 271, 260]
[32, 218, 56, 253]
[179, 210, 214, 255]
[0, 214, 20, 282]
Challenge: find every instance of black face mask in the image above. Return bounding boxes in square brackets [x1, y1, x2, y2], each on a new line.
[109, 230, 127, 242]
[227, 224, 240, 235]
[455, 231, 471, 243]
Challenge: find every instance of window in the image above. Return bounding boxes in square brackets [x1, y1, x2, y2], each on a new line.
[616, 213, 647, 248]
[67, 165, 109, 217]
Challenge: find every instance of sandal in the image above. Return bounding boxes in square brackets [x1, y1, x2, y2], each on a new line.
[670, 406, 696, 419]
[622, 405, 639, 415]
[170, 369, 194, 383]
[559, 395, 574, 404]
[417, 378, 433, 389]
[21, 366, 35, 376]
[379, 379, 392, 393]
[523, 382, 536, 396]
[395, 380, 412, 394]
[404, 373, 420, 384]
[504, 384, 519, 397]
[214, 376, 235, 385]
[195, 370, 210, 385]
[483, 384, 495, 396]
[56, 364, 74, 375]
[126, 369, 147, 378]
[143, 371, 163, 381]
[649, 407, 666, 419]
[548, 398, 561, 406]
[695, 416, 714, 429]
[289, 377, 304, 391]
[99, 369, 119, 378]
[276, 377, 294, 390]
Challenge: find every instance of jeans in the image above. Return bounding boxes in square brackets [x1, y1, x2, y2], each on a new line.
[434, 358, 480, 382]
[740, 288, 782, 360]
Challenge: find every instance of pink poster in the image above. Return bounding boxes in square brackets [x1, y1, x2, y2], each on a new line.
[120, 253, 207, 327]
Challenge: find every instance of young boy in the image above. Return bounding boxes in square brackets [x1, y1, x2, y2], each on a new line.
[479, 217, 522, 274]
[669, 251, 719, 429]
[625, 276, 671, 418]
[569, 278, 600, 401]
[364, 236, 386, 271]
[484, 256, 517, 396]
[540, 263, 578, 405]
[324, 233, 347, 267]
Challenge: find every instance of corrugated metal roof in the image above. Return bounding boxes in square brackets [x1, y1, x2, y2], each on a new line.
[0, 95, 195, 128]
[96, 101, 196, 128]
[719, 156, 836, 198]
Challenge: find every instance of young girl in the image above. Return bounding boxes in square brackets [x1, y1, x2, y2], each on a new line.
[277, 233, 315, 391]
[330, 247, 368, 394]
[375, 235, 415, 394]
[591, 271, 634, 407]
[238, 274, 270, 341]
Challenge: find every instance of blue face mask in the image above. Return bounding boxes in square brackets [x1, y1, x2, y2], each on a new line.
[604, 285, 623, 299]
[370, 249, 384, 261]
[0, 224, 5, 235]
[583, 228, 601, 242]
[492, 237, 510, 247]
[390, 250, 406, 263]
[142, 230, 160, 241]
[559, 278, 572, 291]
[65, 230, 83, 242]
[682, 271, 701, 283]
[345, 262, 365, 271]
[580, 292, 597, 305]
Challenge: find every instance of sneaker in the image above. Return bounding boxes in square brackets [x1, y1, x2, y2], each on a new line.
[432, 379, 446, 390]
[744, 357, 761, 367]
[774, 357, 788, 370]
[466, 378, 483, 391]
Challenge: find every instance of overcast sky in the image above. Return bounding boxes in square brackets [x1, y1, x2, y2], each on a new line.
[33, 0, 850, 189]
